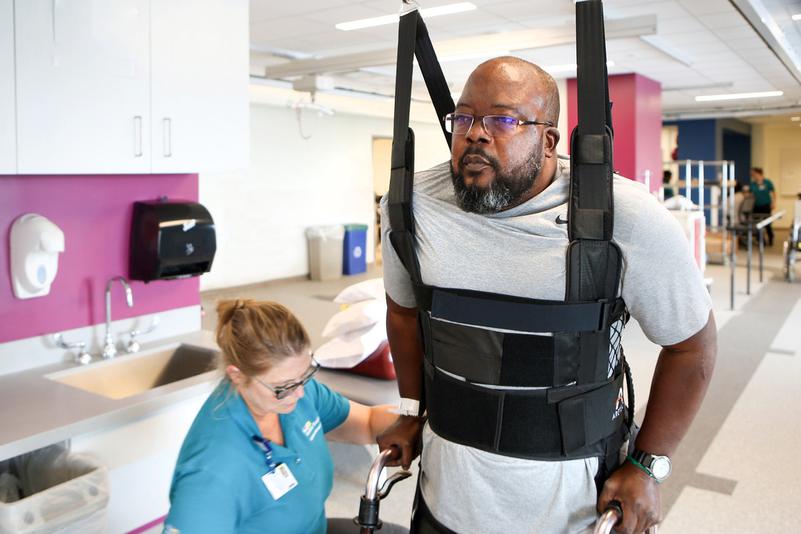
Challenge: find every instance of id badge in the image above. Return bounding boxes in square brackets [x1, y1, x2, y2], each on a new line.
[261, 463, 298, 500]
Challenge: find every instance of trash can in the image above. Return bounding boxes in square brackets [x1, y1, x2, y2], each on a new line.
[343, 224, 369, 275]
[306, 225, 345, 281]
[0, 444, 109, 534]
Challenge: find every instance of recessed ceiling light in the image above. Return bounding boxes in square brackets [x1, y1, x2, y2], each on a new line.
[694, 90, 784, 102]
[792, 14, 801, 21]
[336, 2, 477, 31]
[792, 116, 801, 121]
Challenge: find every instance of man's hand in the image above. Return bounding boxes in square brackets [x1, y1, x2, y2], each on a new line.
[597, 462, 660, 534]
[376, 415, 425, 469]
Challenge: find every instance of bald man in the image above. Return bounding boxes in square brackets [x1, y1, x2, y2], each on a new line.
[378, 57, 716, 534]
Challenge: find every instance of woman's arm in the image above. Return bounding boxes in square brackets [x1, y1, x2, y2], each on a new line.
[325, 402, 397, 444]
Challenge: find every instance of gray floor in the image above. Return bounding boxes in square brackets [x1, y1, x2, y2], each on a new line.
[198, 236, 801, 533]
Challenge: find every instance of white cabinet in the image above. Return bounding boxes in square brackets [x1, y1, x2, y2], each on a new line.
[12, 0, 248, 175]
[0, 0, 16, 174]
[15, 0, 151, 174]
[151, 0, 249, 173]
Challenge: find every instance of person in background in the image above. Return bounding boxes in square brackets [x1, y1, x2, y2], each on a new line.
[164, 299, 403, 534]
[662, 170, 674, 200]
[749, 167, 776, 246]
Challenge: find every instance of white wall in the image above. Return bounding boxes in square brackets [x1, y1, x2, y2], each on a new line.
[199, 100, 449, 291]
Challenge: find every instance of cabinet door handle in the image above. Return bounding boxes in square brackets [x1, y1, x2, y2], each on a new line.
[133, 116, 143, 157]
[163, 118, 172, 157]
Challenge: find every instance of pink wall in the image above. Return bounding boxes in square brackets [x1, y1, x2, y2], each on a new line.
[0, 174, 200, 344]
[567, 73, 662, 192]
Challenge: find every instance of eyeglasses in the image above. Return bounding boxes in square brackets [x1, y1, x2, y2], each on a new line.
[443, 113, 554, 137]
[253, 358, 320, 400]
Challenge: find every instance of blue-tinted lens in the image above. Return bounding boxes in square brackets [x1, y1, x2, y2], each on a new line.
[448, 113, 473, 134]
[485, 116, 519, 135]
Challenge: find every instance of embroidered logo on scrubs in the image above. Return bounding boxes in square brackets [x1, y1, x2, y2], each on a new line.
[302, 416, 322, 441]
[611, 387, 625, 421]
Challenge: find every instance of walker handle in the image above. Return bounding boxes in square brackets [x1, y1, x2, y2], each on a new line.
[354, 447, 412, 533]
[593, 501, 659, 534]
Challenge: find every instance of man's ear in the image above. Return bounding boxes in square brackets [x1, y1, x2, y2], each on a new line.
[544, 127, 560, 157]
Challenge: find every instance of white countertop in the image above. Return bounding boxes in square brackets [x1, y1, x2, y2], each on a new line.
[0, 330, 400, 462]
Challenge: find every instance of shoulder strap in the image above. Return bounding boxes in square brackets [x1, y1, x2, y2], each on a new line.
[387, 5, 453, 304]
[561, 0, 624, 391]
[569, 0, 614, 246]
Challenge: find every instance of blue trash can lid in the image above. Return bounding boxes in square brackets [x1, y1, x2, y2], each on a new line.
[344, 224, 369, 231]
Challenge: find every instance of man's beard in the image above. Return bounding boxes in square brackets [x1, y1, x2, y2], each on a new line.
[450, 144, 543, 214]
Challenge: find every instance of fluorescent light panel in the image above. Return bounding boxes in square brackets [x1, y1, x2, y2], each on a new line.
[792, 116, 801, 121]
[694, 90, 783, 102]
[792, 14, 801, 21]
[336, 2, 477, 31]
[545, 60, 615, 73]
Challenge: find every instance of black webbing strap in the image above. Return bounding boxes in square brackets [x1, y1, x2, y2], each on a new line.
[569, 0, 614, 244]
[430, 287, 613, 333]
[387, 6, 454, 290]
[561, 0, 623, 402]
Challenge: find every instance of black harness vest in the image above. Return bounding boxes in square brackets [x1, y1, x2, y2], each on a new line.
[388, 0, 633, 472]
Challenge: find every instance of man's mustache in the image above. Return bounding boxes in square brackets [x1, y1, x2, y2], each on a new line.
[459, 148, 500, 171]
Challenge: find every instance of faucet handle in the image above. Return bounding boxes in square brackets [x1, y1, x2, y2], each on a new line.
[126, 316, 160, 354]
[53, 334, 92, 365]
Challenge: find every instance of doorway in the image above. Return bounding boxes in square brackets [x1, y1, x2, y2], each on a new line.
[372, 137, 393, 265]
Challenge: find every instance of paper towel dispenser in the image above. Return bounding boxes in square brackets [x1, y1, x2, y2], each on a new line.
[129, 199, 216, 282]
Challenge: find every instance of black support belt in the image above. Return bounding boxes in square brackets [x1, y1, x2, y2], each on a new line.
[424, 361, 627, 460]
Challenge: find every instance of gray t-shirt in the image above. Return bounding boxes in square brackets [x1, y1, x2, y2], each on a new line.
[380, 160, 712, 533]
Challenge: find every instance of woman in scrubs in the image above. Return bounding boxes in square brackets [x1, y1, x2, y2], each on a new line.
[164, 299, 402, 533]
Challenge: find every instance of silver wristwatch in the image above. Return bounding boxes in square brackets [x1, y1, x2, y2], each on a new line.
[631, 449, 672, 483]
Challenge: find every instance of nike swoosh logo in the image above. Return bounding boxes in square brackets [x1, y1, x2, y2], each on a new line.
[555, 214, 568, 225]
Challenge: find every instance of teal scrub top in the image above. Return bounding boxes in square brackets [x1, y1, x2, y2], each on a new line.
[750, 178, 774, 207]
[165, 378, 350, 534]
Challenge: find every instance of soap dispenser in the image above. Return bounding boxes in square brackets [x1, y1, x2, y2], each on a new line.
[10, 213, 66, 299]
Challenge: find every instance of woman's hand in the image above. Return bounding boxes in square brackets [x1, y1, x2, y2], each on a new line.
[376, 415, 425, 470]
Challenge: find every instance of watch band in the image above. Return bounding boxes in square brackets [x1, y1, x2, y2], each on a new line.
[630, 448, 672, 483]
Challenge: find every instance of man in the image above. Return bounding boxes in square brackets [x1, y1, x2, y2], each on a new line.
[749, 167, 776, 246]
[378, 57, 716, 534]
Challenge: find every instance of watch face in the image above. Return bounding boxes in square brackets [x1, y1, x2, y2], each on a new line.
[651, 457, 671, 480]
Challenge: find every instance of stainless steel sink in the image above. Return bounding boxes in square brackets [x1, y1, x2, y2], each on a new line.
[47, 343, 219, 399]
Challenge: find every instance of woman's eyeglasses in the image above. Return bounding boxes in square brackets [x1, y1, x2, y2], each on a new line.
[253, 358, 320, 400]
[443, 112, 553, 138]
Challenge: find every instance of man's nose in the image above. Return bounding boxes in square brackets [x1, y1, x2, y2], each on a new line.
[465, 117, 491, 143]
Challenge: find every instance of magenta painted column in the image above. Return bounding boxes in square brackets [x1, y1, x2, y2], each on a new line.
[567, 73, 662, 192]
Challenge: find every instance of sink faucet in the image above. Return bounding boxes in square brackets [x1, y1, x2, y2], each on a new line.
[102, 276, 133, 359]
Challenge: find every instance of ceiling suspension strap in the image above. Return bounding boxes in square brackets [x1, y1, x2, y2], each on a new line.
[388, 3, 453, 305]
[570, 0, 615, 246]
[563, 0, 623, 399]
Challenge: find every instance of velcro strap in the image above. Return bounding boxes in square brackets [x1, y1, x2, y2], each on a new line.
[575, 134, 609, 165]
[430, 288, 607, 333]
[425, 362, 626, 459]
[573, 209, 607, 240]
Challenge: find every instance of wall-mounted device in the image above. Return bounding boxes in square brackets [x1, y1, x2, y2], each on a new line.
[129, 199, 216, 282]
[10, 214, 66, 299]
